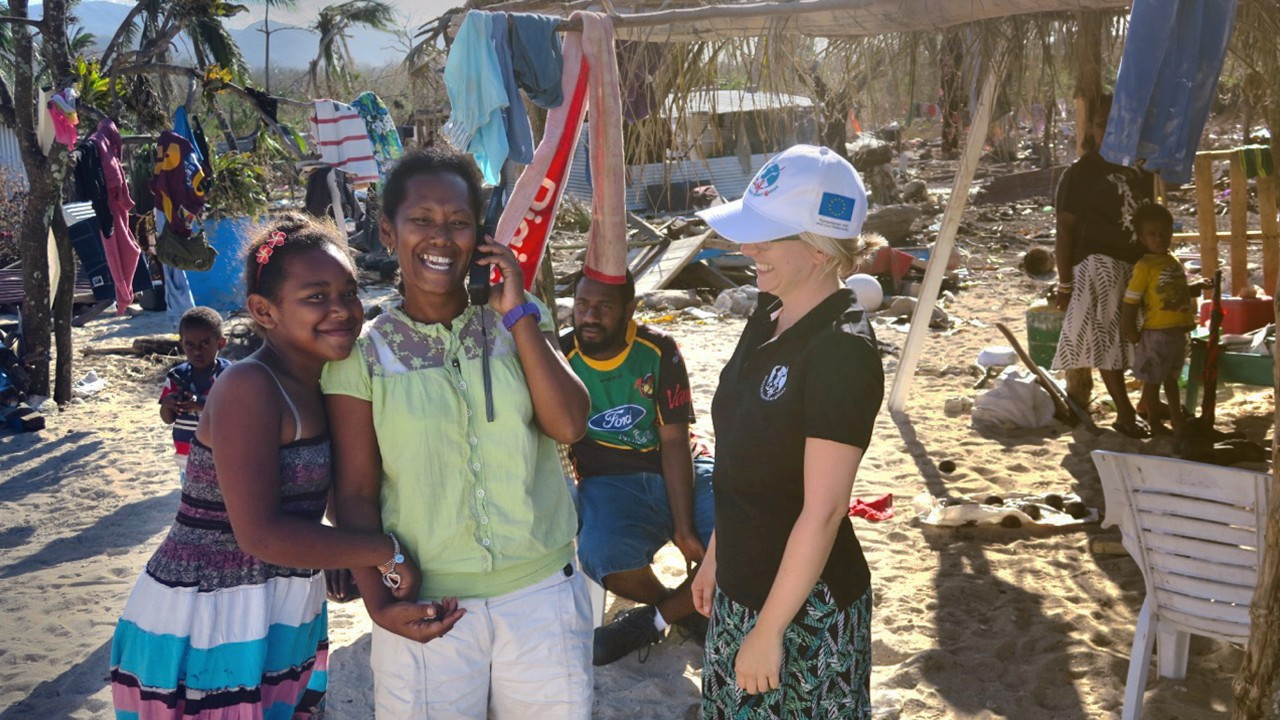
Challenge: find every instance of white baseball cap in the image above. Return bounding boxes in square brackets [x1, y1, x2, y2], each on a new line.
[696, 144, 869, 244]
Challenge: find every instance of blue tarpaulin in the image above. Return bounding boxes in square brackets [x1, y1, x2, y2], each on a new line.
[1101, 0, 1237, 184]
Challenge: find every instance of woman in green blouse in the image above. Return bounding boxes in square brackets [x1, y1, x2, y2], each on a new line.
[323, 147, 592, 719]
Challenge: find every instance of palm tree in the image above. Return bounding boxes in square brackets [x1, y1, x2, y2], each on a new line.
[308, 0, 395, 98]
[0, 2, 11, 63]
[68, 27, 94, 58]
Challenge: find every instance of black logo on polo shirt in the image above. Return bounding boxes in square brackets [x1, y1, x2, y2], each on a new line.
[760, 365, 789, 401]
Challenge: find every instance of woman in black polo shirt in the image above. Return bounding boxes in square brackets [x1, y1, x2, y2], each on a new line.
[693, 144, 885, 719]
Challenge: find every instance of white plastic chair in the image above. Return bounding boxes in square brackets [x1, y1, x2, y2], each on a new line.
[1092, 450, 1271, 720]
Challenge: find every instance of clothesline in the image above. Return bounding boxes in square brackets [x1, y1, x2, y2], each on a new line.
[429, 0, 1131, 43]
[428, 0, 873, 38]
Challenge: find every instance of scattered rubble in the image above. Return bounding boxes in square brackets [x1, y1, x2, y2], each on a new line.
[713, 286, 760, 317]
[639, 289, 702, 310]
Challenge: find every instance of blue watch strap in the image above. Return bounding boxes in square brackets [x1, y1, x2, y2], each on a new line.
[502, 301, 541, 332]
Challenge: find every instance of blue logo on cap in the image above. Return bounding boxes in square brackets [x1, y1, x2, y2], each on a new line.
[819, 193, 856, 221]
[750, 162, 782, 197]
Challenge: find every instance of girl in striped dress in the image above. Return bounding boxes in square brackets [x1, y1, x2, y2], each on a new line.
[111, 214, 459, 719]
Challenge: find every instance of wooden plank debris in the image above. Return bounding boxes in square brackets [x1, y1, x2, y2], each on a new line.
[634, 231, 711, 294]
[627, 240, 668, 280]
[974, 165, 1068, 205]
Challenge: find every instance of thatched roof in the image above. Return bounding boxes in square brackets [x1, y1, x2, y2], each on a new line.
[453, 0, 1131, 41]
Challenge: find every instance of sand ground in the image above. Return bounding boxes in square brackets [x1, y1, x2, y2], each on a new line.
[0, 239, 1273, 720]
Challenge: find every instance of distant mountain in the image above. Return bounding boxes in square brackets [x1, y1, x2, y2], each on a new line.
[36, 1, 405, 70]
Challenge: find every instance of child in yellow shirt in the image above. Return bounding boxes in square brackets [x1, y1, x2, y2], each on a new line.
[1121, 203, 1197, 436]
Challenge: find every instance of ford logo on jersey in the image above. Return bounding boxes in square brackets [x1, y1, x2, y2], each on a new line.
[588, 405, 647, 432]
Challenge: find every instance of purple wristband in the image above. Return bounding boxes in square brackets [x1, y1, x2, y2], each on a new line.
[502, 301, 541, 332]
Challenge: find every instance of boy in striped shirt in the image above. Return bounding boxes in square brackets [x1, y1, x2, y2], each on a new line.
[159, 306, 230, 474]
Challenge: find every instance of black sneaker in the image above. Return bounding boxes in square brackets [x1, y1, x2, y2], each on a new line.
[674, 612, 709, 646]
[593, 605, 661, 666]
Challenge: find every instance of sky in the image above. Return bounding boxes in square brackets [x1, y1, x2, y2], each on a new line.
[98, 0, 460, 31]
[237, 0, 459, 31]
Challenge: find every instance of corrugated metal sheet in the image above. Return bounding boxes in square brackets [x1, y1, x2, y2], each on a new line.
[563, 93, 815, 212]
[682, 90, 814, 115]
[565, 136, 772, 212]
[0, 124, 29, 190]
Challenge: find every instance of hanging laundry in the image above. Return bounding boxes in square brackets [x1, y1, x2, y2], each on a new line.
[173, 108, 204, 164]
[189, 114, 214, 181]
[162, 263, 196, 321]
[65, 201, 153, 304]
[443, 11, 509, 184]
[150, 131, 207, 238]
[244, 86, 279, 123]
[490, 13, 534, 165]
[617, 41, 666, 123]
[494, 23, 586, 289]
[309, 100, 380, 185]
[48, 88, 79, 147]
[494, 12, 627, 289]
[151, 128, 216, 272]
[173, 107, 214, 180]
[87, 119, 143, 314]
[1101, 0, 1237, 184]
[71, 139, 112, 235]
[351, 91, 404, 179]
[579, 13, 627, 284]
[510, 13, 564, 109]
[64, 202, 114, 302]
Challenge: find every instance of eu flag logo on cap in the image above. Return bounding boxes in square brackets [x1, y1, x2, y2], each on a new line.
[819, 193, 855, 221]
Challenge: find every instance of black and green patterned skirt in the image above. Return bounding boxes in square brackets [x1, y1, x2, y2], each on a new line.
[701, 583, 871, 720]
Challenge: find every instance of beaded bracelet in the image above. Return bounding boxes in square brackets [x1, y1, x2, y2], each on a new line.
[380, 533, 405, 590]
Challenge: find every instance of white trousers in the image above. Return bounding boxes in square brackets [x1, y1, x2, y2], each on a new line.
[370, 566, 593, 719]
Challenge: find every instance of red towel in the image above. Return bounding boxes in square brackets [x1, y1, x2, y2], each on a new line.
[495, 37, 586, 289]
[849, 493, 894, 522]
[495, 12, 627, 289]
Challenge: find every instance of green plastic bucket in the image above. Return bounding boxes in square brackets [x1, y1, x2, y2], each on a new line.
[1026, 302, 1064, 369]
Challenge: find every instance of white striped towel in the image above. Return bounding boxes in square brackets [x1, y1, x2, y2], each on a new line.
[309, 100, 380, 185]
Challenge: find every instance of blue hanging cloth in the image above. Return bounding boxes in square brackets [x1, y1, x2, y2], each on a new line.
[173, 107, 202, 164]
[443, 11, 509, 184]
[1101, 0, 1237, 184]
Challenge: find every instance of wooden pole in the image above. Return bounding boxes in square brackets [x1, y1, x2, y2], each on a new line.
[1256, 174, 1278, 297]
[1229, 154, 1249, 295]
[1232, 117, 1280, 720]
[1195, 155, 1219, 299]
[888, 47, 1007, 413]
[1074, 10, 1103, 157]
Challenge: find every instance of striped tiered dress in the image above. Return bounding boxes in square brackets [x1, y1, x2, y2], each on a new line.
[110, 436, 331, 719]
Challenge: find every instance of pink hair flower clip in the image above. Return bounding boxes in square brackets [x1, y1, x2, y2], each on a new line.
[255, 231, 287, 282]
